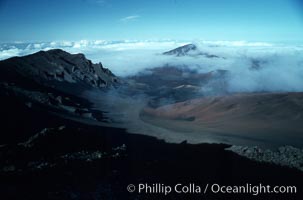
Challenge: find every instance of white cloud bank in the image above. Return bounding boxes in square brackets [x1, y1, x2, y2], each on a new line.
[1, 40, 303, 93]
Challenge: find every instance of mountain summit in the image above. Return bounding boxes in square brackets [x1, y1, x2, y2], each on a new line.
[163, 43, 219, 58]
[163, 44, 198, 56]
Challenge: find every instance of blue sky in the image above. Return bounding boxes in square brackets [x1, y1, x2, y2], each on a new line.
[0, 0, 303, 42]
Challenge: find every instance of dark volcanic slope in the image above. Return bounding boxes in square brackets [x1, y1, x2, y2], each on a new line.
[0, 124, 302, 200]
[0, 49, 119, 143]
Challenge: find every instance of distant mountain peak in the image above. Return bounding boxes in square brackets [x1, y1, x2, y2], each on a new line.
[163, 44, 198, 56]
[163, 43, 220, 58]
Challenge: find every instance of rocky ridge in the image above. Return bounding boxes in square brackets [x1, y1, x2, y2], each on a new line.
[227, 145, 303, 172]
[0, 49, 119, 92]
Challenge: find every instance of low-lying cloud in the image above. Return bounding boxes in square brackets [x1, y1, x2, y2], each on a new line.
[1, 40, 303, 93]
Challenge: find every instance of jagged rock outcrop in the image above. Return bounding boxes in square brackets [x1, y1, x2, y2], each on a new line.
[0, 49, 119, 93]
[227, 145, 303, 172]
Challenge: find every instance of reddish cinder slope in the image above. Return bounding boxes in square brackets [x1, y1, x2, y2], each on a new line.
[141, 93, 303, 136]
